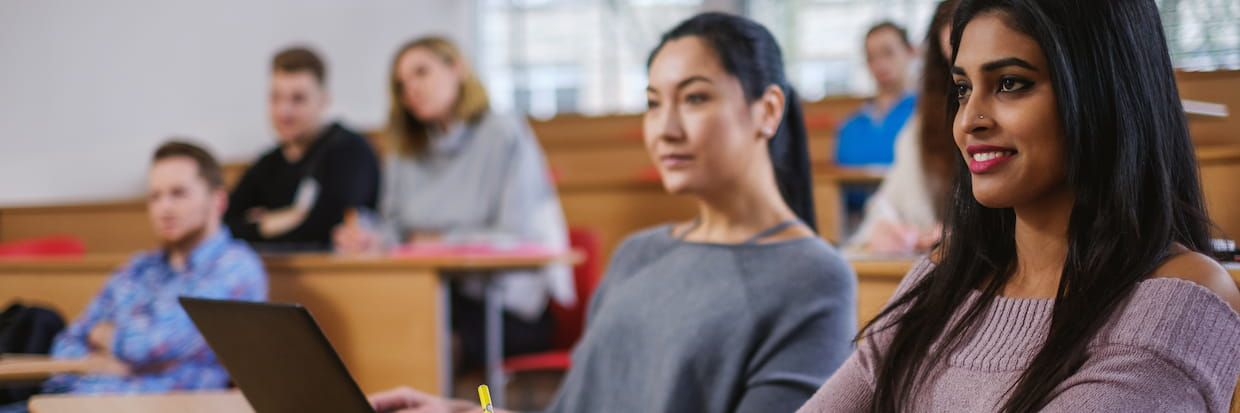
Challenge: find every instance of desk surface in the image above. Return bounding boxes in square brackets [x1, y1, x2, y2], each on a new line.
[0, 355, 89, 384]
[28, 391, 252, 413]
[0, 250, 578, 273]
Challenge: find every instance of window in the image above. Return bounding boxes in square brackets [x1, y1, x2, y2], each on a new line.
[477, 0, 1239, 116]
[1159, 0, 1240, 70]
[478, 0, 702, 118]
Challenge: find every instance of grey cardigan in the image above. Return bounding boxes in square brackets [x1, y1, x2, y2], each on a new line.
[377, 111, 573, 320]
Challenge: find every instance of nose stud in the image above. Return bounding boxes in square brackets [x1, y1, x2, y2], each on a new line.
[978, 114, 985, 119]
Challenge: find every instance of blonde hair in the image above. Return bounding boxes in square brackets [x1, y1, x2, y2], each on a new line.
[385, 36, 490, 156]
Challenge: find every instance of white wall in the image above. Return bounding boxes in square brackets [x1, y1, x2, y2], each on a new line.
[0, 0, 475, 206]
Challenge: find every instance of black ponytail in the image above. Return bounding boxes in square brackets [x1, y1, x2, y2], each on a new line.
[770, 85, 816, 231]
[650, 12, 817, 231]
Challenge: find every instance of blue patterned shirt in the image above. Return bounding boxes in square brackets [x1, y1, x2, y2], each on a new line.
[44, 228, 267, 394]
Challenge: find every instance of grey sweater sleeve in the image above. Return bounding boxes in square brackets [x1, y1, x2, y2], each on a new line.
[734, 241, 859, 412]
[376, 153, 405, 247]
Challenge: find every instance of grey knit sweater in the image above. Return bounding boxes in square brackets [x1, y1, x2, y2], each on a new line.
[799, 263, 1240, 412]
[544, 225, 858, 413]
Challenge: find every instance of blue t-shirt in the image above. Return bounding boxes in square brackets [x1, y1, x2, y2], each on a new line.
[835, 93, 918, 167]
[835, 93, 917, 214]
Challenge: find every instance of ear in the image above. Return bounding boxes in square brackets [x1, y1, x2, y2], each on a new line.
[752, 84, 786, 140]
[212, 189, 228, 216]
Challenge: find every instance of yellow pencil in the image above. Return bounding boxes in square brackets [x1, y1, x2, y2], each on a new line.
[478, 384, 494, 413]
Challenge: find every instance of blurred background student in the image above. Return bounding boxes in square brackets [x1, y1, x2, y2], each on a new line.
[332, 37, 574, 373]
[366, 12, 857, 413]
[225, 47, 381, 252]
[0, 142, 267, 413]
[845, 0, 959, 255]
[834, 21, 919, 230]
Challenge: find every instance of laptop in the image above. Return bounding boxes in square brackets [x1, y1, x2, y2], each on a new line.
[178, 297, 375, 413]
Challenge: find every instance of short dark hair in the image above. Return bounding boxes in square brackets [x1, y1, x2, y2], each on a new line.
[865, 21, 912, 49]
[152, 140, 224, 190]
[272, 46, 326, 85]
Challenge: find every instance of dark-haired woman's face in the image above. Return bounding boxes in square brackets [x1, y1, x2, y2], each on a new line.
[644, 37, 773, 196]
[952, 13, 1065, 208]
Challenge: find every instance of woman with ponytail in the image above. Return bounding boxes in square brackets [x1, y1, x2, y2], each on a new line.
[367, 12, 857, 413]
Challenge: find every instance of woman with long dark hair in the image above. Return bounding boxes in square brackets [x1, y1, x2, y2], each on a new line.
[801, 0, 1240, 411]
[366, 12, 857, 413]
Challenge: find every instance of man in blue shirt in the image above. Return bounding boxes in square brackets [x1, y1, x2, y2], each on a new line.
[836, 21, 918, 217]
[44, 141, 268, 395]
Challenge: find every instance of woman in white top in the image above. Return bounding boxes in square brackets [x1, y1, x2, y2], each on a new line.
[847, 0, 959, 255]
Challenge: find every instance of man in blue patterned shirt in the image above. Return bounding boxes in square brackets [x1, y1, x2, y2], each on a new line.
[43, 141, 268, 394]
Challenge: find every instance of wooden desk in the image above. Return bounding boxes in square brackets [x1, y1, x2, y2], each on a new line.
[0, 355, 90, 384]
[850, 258, 916, 325]
[0, 252, 573, 397]
[28, 391, 252, 413]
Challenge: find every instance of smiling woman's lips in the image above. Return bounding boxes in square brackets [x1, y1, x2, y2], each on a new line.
[964, 144, 1018, 174]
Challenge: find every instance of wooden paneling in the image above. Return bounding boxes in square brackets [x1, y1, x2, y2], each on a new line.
[0, 201, 155, 253]
[1177, 70, 1240, 146]
[266, 264, 442, 394]
[1200, 146, 1240, 239]
[560, 184, 698, 266]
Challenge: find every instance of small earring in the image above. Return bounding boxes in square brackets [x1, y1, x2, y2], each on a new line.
[762, 128, 774, 136]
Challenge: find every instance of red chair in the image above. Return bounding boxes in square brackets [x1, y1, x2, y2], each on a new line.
[502, 228, 602, 374]
[0, 235, 86, 257]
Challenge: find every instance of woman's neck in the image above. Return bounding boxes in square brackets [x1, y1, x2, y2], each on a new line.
[426, 115, 458, 134]
[1006, 188, 1075, 298]
[873, 87, 905, 116]
[685, 170, 798, 244]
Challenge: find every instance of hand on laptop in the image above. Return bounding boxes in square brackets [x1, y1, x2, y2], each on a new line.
[368, 386, 488, 413]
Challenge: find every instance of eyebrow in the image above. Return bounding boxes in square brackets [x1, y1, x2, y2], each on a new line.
[951, 57, 1039, 76]
[646, 75, 713, 93]
[983, 57, 1038, 72]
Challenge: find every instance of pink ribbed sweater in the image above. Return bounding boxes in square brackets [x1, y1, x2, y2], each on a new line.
[799, 269, 1240, 412]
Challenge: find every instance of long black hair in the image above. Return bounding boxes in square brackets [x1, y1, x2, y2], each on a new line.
[865, 0, 1214, 411]
[917, 0, 962, 219]
[647, 12, 817, 231]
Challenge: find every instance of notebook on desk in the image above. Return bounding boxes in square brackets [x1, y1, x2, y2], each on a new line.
[179, 297, 375, 413]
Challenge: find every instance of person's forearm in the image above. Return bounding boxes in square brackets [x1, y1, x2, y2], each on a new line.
[259, 206, 309, 238]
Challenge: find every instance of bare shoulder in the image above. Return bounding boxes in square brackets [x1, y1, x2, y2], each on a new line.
[1151, 249, 1240, 312]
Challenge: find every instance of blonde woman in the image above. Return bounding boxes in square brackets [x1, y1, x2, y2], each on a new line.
[333, 37, 573, 371]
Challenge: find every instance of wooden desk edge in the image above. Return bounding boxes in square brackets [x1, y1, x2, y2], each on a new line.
[0, 356, 91, 383]
[0, 251, 584, 273]
[850, 259, 916, 279]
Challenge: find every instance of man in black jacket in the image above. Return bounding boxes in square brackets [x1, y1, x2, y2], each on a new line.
[225, 46, 380, 251]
